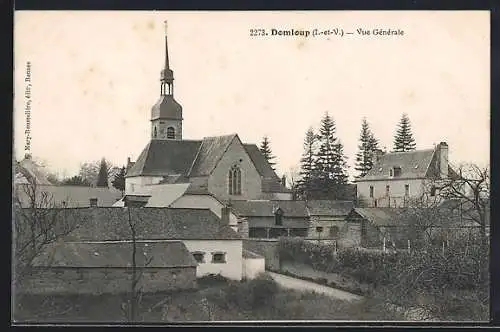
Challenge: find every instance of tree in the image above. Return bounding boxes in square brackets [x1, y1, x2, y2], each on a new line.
[313, 112, 349, 198]
[61, 175, 91, 186]
[120, 208, 153, 322]
[79, 158, 120, 187]
[297, 127, 318, 200]
[393, 113, 416, 152]
[96, 158, 109, 188]
[112, 166, 126, 194]
[355, 118, 379, 177]
[259, 136, 276, 171]
[13, 178, 82, 292]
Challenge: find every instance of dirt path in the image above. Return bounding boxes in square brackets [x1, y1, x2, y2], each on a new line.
[267, 272, 363, 302]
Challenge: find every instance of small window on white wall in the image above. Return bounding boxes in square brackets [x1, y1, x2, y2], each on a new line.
[192, 252, 205, 263]
[212, 252, 226, 264]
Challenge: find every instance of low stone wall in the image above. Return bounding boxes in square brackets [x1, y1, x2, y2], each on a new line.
[19, 267, 197, 295]
[242, 239, 280, 270]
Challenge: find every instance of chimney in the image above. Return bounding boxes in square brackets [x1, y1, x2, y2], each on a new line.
[372, 149, 384, 163]
[89, 198, 98, 207]
[281, 175, 286, 187]
[438, 142, 449, 179]
[221, 205, 230, 225]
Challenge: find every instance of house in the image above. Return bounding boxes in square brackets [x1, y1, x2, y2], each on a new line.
[345, 207, 487, 249]
[306, 200, 354, 239]
[124, 23, 290, 202]
[229, 200, 310, 239]
[20, 241, 198, 295]
[354, 142, 459, 208]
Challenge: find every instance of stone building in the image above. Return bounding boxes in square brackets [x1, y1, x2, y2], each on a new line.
[125, 23, 290, 202]
[354, 142, 459, 208]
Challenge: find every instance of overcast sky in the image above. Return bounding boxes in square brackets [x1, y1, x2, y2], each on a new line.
[14, 11, 490, 179]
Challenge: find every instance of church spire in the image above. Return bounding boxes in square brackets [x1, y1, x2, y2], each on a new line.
[160, 20, 174, 96]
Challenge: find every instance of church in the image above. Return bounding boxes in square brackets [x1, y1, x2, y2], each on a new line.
[123, 23, 291, 204]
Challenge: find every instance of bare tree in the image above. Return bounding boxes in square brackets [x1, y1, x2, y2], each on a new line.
[121, 208, 153, 322]
[432, 163, 490, 244]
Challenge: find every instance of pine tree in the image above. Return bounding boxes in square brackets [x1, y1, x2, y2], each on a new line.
[96, 158, 109, 188]
[298, 127, 318, 199]
[393, 113, 416, 152]
[259, 136, 276, 171]
[314, 112, 349, 185]
[112, 166, 126, 193]
[355, 118, 380, 177]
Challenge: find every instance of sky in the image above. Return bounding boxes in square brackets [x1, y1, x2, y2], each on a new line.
[14, 11, 490, 180]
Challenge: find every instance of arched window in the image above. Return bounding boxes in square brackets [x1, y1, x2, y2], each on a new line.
[153, 126, 157, 138]
[167, 127, 175, 139]
[228, 165, 241, 195]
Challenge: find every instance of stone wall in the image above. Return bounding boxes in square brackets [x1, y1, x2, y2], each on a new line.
[243, 239, 280, 270]
[19, 267, 197, 295]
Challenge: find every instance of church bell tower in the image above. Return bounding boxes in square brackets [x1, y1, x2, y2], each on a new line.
[150, 21, 183, 140]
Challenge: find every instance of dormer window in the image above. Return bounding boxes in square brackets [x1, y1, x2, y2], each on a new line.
[274, 207, 283, 226]
[393, 167, 402, 177]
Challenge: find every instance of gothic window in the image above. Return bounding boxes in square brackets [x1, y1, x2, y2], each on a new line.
[228, 165, 241, 195]
[167, 127, 175, 139]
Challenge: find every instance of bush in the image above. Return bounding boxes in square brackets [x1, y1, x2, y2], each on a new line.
[197, 274, 230, 288]
[223, 274, 280, 311]
[278, 237, 340, 273]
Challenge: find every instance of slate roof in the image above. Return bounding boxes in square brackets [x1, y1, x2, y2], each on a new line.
[347, 208, 409, 227]
[244, 144, 290, 193]
[126, 140, 201, 177]
[188, 134, 237, 177]
[151, 95, 183, 121]
[359, 149, 436, 181]
[306, 200, 354, 216]
[229, 200, 309, 217]
[32, 241, 197, 268]
[242, 249, 264, 259]
[58, 207, 241, 241]
[14, 185, 123, 208]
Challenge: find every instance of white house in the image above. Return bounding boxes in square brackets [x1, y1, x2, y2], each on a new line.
[354, 142, 458, 208]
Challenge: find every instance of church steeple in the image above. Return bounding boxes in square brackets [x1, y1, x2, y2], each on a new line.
[160, 21, 174, 96]
[151, 20, 183, 141]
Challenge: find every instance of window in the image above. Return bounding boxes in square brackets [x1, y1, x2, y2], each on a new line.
[405, 184, 410, 196]
[212, 252, 226, 264]
[329, 226, 339, 238]
[89, 198, 98, 207]
[192, 252, 205, 263]
[369, 186, 374, 198]
[389, 169, 393, 177]
[167, 127, 175, 139]
[153, 126, 157, 138]
[386, 185, 390, 196]
[274, 208, 283, 226]
[316, 226, 324, 233]
[228, 165, 241, 195]
[430, 186, 437, 197]
[394, 167, 402, 177]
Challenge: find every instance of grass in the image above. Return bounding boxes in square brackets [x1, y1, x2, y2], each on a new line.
[13, 274, 405, 322]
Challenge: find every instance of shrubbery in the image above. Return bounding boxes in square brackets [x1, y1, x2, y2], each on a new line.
[278, 237, 489, 320]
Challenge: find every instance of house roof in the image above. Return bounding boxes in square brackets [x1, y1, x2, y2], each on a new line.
[229, 200, 309, 217]
[347, 208, 409, 227]
[358, 149, 436, 181]
[126, 140, 201, 177]
[306, 200, 354, 216]
[151, 95, 183, 121]
[58, 207, 241, 241]
[14, 185, 123, 208]
[32, 241, 197, 268]
[243, 249, 264, 259]
[188, 134, 237, 177]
